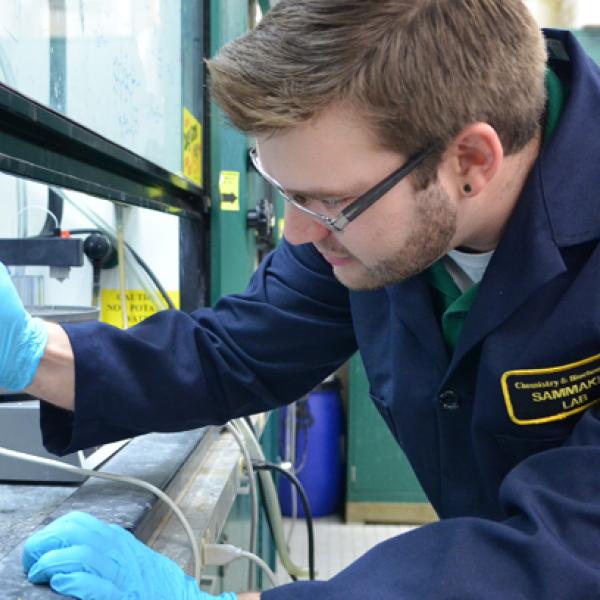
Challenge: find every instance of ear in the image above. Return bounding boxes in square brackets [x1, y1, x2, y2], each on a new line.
[446, 123, 504, 196]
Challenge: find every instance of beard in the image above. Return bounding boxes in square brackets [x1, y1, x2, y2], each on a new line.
[327, 183, 457, 291]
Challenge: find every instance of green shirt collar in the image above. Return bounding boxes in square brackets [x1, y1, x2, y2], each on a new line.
[544, 67, 567, 144]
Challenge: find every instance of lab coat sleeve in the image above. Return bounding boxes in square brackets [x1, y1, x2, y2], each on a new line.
[262, 406, 600, 599]
[40, 240, 356, 454]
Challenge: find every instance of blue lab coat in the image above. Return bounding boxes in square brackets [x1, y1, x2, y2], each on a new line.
[41, 30, 600, 598]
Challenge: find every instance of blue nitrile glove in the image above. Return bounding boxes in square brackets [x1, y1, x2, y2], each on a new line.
[0, 262, 48, 391]
[23, 511, 238, 600]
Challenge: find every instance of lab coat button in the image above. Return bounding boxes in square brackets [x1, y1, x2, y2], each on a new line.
[439, 389, 461, 410]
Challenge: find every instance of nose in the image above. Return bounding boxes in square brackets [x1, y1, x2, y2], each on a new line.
[283, 204, 332, 245]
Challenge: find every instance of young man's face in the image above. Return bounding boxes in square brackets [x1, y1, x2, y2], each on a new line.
[256, 106, 458, 291]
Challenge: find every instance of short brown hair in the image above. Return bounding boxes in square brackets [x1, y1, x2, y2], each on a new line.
[208, 0, 547, 187]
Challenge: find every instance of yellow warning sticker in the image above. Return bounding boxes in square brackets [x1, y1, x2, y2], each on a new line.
[101, 289, 180, 328]
[219, 171, 241, 212]
[183, 108, 202, 187]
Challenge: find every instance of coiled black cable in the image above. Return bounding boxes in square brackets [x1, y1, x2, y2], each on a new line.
[252, 461, 315, 581]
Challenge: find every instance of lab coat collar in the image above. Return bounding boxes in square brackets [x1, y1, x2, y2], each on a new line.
[541, 29, 600, 246]
[390, 30, 600, 376]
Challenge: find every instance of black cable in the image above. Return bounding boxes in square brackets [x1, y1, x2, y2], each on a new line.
[255, 468, 297, 582]
[124, 243, 177, 310]
[61, 228, 176, 310]
[253, 461, 315, 581]
[243, 415, 257, 437]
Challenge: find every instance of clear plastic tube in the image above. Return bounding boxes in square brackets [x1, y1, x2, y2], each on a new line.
[235, 419, 309, 580]
[115, 205, 129, 329]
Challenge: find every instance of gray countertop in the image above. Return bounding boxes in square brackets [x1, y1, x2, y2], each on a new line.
[0, 424, 247, 599]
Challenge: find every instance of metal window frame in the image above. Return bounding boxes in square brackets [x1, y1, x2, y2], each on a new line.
[0, 82, 206, 219]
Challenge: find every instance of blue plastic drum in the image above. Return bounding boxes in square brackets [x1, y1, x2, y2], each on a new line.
[278, 379, 344, 517]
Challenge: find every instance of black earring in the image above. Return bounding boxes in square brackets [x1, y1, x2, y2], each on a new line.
[463, 183, 472, 194]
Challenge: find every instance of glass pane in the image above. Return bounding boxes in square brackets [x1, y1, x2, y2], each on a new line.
[0, 171, 181, 317]
[0, 1, 203, 180]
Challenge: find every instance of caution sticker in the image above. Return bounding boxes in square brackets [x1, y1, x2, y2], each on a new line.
[101, 289, 180, 328]
[501, 353, 600, 425]
[183, 108, 203, 187]
[219, 171, 240, 212]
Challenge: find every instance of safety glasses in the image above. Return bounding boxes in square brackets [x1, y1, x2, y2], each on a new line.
[249, 145, 436, 233]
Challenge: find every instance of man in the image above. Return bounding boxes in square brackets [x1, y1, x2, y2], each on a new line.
[5, 0, 600, 597]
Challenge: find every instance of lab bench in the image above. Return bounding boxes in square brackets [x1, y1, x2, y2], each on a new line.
[0, 421, 263, 598]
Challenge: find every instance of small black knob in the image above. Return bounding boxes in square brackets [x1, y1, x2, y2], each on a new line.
[83, 234, 117, 269]
[247, 198, 276, 244]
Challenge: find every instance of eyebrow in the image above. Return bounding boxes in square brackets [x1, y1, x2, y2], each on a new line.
[283, 184, 366, 200]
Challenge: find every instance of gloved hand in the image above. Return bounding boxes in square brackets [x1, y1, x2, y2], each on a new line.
[0, 262, 48, 391]
[23, 511, 238, 600]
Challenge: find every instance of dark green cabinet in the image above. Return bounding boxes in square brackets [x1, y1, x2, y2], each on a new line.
[346, 354, 437, 524]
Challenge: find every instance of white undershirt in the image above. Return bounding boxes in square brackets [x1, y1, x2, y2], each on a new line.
[445, 248, 495, 292]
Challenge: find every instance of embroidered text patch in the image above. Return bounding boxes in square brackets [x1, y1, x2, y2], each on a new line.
[501, 353, 600, 425]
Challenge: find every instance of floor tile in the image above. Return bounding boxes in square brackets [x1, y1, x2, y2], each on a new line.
[275, 516, 417, 584]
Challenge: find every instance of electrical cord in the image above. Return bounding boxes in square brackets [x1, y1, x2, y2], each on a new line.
[243, 415, 257, 437]
[14, 206, 60, 233]
[203, 543, 278, 588]
[224, 422, 259, 590]
[0, 445, 202, 583]
[283, 403, 298, 546]
[254, 468, 296, 582]
[124, 241, 176, 310]
[285, 397, 316, 548]
[252, 461, 315, 581]
[39, 190, 64, 237]
[286, 399, 311, 545]
[233, 418, 309, 581]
